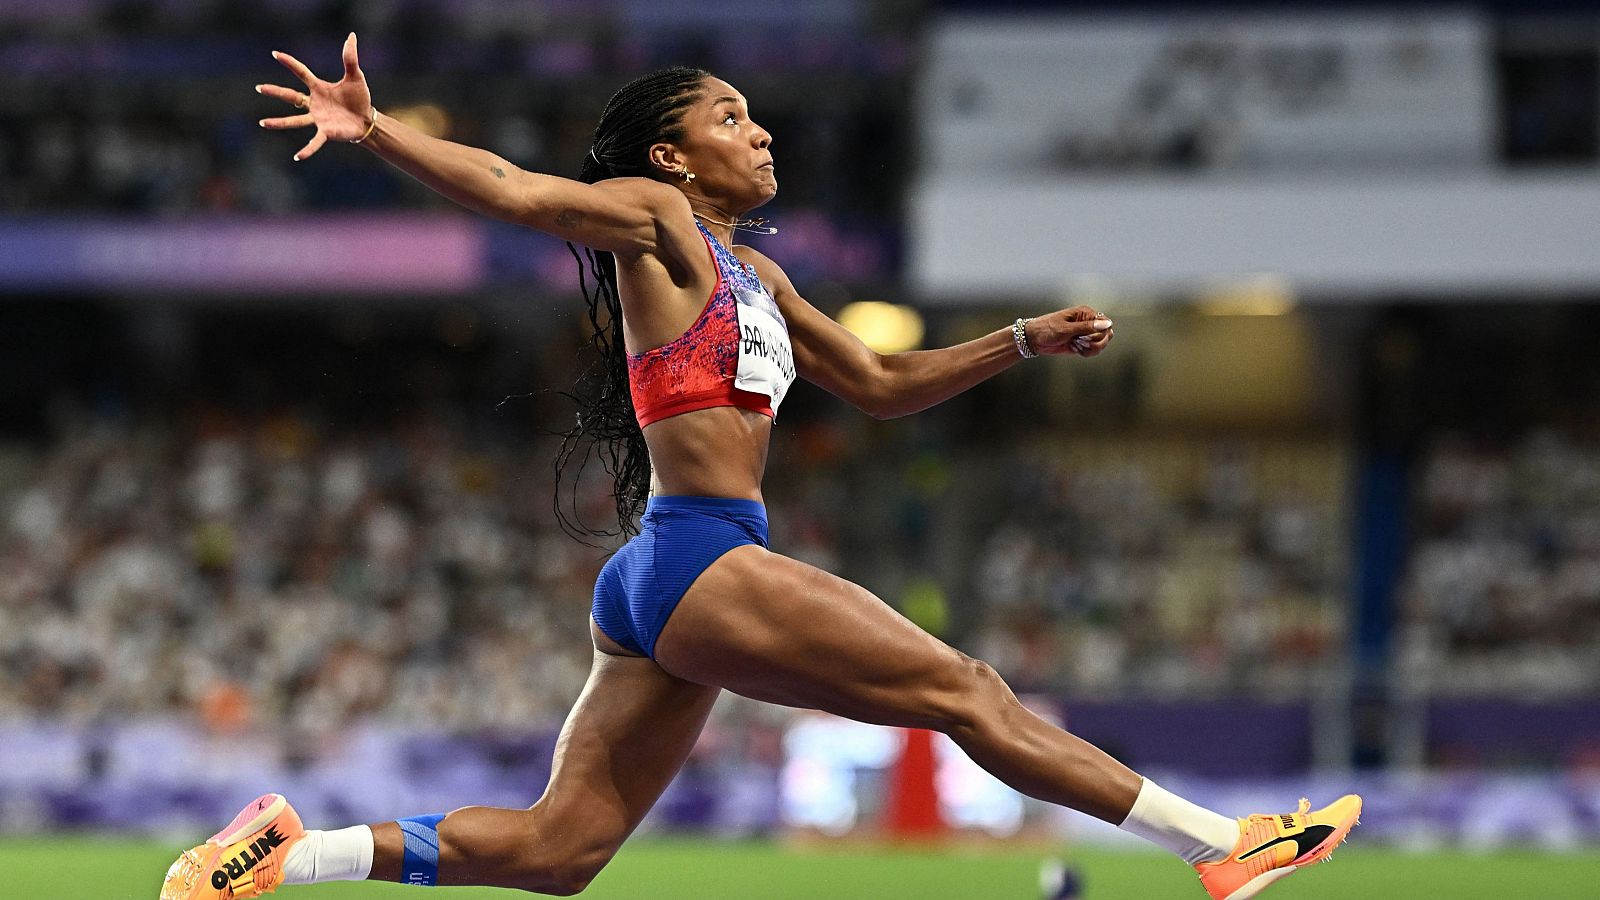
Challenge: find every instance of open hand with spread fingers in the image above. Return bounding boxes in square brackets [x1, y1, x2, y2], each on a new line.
[256, 32, 375, 160]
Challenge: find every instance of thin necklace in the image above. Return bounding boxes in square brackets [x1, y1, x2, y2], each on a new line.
[693, 212, 778, 236]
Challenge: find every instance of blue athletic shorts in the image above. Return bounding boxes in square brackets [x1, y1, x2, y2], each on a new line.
[592, 495, 769, 658]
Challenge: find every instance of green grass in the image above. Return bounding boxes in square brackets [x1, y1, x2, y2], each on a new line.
[4, 836, 1599, 899]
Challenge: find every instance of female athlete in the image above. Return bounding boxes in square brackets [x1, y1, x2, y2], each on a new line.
[160, 33, 1358, 900]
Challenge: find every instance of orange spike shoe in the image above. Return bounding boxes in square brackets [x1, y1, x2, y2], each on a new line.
[1194, 794, 1361, 900]
[159, 794, 306, 899]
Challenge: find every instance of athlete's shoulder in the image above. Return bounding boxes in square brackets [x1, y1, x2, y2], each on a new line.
[730, 245, 795, 294]
[731, 242, 772, 262]
[591, 179, 698, 267]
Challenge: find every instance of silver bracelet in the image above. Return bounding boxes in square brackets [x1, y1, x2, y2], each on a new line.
[1012, 317, 1038, 359]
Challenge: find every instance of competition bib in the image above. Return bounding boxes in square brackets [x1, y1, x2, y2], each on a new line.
[731, 284, 795, 414]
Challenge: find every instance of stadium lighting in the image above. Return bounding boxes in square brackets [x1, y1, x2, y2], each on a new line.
[838, 301, 925, 353]
[1196, 274, 1297, 316]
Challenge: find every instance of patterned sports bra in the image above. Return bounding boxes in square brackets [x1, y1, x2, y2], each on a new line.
[627, 222, 795, 428]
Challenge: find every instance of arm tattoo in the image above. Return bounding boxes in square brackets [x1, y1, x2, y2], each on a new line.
[555, 208, 585, 228]
[490, 165, 505, 179]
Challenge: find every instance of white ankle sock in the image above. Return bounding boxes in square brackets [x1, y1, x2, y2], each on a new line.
[1117, 778, 1239, 865]
[282, 825, 375, 885]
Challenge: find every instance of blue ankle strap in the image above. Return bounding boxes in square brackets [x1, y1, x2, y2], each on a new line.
[397, 813, 445, 886]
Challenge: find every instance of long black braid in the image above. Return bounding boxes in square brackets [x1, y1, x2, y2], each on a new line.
[556, 66, 710, 540]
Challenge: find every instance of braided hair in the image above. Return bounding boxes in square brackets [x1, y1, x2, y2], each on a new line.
[556, 66, 710, 540]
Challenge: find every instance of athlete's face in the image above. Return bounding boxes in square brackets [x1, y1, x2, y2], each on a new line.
[669, 78, 776, 212]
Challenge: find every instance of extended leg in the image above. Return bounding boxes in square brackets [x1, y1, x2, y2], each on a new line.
[653, 546, 1142, 823]
[652, 548, 1360, 900]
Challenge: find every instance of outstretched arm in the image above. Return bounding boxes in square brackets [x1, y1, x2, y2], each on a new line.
[256, 33, 687, 256]
[742, 250, 1113, 420]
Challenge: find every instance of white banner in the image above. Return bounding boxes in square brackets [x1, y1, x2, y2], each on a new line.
[920, 12, 1493, 175]
[910, 174, 1600, 301]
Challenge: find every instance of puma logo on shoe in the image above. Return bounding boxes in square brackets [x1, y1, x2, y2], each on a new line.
[1236, 824, 1336, 864]
[1195, 795, 1361, 900]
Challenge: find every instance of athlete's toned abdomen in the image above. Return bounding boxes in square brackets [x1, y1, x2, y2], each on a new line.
[642, 406, 771, 501]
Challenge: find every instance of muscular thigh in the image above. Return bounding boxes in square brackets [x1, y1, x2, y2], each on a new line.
[533, 635, 721, 843]
[652, 546, 975, 728]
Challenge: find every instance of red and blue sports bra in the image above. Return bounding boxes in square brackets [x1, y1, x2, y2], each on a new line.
[627, 221, 795, 427]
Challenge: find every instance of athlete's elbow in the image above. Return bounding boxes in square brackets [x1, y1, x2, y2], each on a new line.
[863, 393, 912, 419]
[851, 371, 904, 419]
[866, 400, 924, 420]
[865, 392, 929, 419]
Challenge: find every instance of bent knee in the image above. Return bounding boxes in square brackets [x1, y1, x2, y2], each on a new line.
[557, 846, 616, 895]
[506, 842, 616, 895]
[928, 654, 1017, 736]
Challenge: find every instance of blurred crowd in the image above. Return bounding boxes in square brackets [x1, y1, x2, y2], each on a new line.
[1400, 427, 1600, 698]
[0, 412, 604, 735]
[0, 403, 1362, 736]
[5, 400, 1599, 749]
[0, 0, 911, 218]
[967, 439, 1349, 699]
